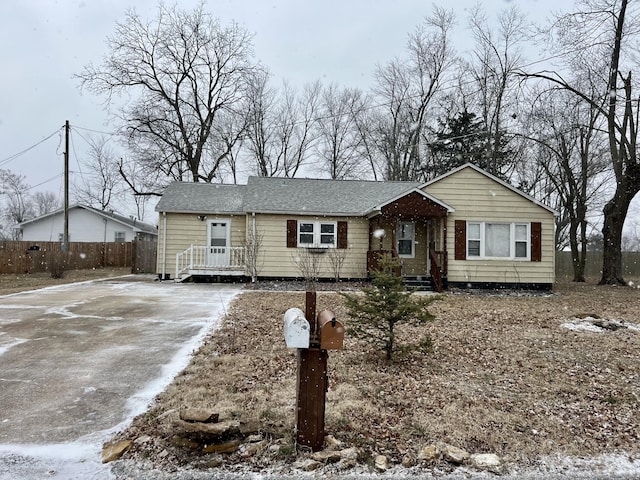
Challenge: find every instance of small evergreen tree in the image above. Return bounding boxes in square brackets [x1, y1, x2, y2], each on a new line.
[341, 255, 437, 361]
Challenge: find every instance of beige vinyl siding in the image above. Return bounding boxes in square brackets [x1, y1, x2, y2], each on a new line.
[255, 214, 369, 279]
[156, 212, 246, 278]
[424, 167, 555, 285]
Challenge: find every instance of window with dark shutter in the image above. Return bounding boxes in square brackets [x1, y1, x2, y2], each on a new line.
[454, 220, 466, 260]
[337, 221, 348, 249]
[286, 219, 297, 248]
[531, 222, 542, 262]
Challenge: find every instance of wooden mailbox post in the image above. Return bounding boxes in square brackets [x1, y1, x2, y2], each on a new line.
[283, 291, 344, 452]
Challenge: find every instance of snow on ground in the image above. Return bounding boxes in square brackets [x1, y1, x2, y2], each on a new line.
[561, 316, 640, 332]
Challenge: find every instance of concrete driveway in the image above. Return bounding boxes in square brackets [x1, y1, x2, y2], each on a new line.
[0, 275, 240, 479]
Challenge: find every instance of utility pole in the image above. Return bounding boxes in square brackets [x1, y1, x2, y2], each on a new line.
[63, 120, 69, 253]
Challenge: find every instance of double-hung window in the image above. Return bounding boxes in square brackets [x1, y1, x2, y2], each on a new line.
[397, 222, 415, 258]
[467, 222, 530, 259]
[298, 221, 336, 248]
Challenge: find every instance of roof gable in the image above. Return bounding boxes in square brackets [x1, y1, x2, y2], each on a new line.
[372, 188, 454, 217]
[422, 163, 557, 215]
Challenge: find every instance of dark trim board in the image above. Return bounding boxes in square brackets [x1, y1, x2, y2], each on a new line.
[159, 272, 552, 292]
[255, 276, 368, 283]
[448, 281, 553, 292]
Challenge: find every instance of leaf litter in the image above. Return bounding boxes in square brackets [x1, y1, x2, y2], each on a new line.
[111, 280, 640, 478]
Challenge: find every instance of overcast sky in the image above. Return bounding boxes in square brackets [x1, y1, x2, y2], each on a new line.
[0, 0, 599, 221]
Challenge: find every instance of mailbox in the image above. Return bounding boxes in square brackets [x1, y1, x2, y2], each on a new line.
[283, 308, 310, 349]
[317, 309, 344, 350]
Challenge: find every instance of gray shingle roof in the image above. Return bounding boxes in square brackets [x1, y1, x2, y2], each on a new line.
[155, 177, 421, 216]
[243, 177, 420, 215]
[155, 182, 246, 214]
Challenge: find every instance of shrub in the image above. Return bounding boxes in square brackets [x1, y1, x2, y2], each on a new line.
[341, 254, 438, 361]
[49, 254, 66, 279]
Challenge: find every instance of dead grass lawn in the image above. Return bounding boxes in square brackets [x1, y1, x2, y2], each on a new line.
[117, 279, 640, 472]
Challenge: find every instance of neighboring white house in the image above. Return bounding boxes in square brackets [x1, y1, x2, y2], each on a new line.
[18, 205, 157, 242]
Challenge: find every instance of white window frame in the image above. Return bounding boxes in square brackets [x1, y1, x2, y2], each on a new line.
[298, 220, 337, 248]
[396, 221, 415, 258]
[467, 221, 530, 260]
[114, 231, 126, 242]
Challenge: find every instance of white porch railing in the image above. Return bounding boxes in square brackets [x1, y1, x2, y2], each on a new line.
[175, 245, 246, 280]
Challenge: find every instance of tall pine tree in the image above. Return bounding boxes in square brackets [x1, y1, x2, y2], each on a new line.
[428, 109, 510, 179]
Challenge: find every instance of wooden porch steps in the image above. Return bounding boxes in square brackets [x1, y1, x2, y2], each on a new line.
[403, 276, 436, 291]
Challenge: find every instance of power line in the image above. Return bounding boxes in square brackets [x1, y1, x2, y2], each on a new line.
[23, 173, 64, 192]
[72, 124, 118, 136]
[0, 127, 62, 167]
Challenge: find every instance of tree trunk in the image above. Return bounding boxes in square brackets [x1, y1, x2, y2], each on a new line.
[569, 219, 585, 283]
[599, 193, 631, 285]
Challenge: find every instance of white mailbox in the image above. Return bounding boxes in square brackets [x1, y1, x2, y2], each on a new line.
[283, 308, 311, 349]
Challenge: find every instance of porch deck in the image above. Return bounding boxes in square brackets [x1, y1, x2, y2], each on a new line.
[175, 245, 245, 282]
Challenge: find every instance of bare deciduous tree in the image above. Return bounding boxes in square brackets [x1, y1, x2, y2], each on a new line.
[0, 169, 34, 239]
[32, 191, 60, 216]
[315, 84, 366, 179]
[282, 81, 321, 178]
[246, 78, 321, 178]
[74, 135, 123, 211]
[77, 2, 261, 191]
[522, 0, 640, 285]
[465, 5, 529, 178]
[371, 6, 456, 181]
[245, 70, 278, 177]
[527, 87, 610, 281]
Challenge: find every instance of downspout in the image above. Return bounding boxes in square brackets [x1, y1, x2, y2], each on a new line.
[161, 212, 167, 280]
[252, 212, 256, 238]
[251, 212, 257, 282]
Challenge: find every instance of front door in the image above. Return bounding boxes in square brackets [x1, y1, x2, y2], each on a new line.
[207, 220, 230, 266]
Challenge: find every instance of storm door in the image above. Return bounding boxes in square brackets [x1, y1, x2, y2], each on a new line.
[207, 220, 230, 266]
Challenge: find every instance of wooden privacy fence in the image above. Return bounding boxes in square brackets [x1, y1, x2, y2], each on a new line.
[131, 237, 157, 274]
[556, 251, 640, 279]
[0, 240, 157, 275]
